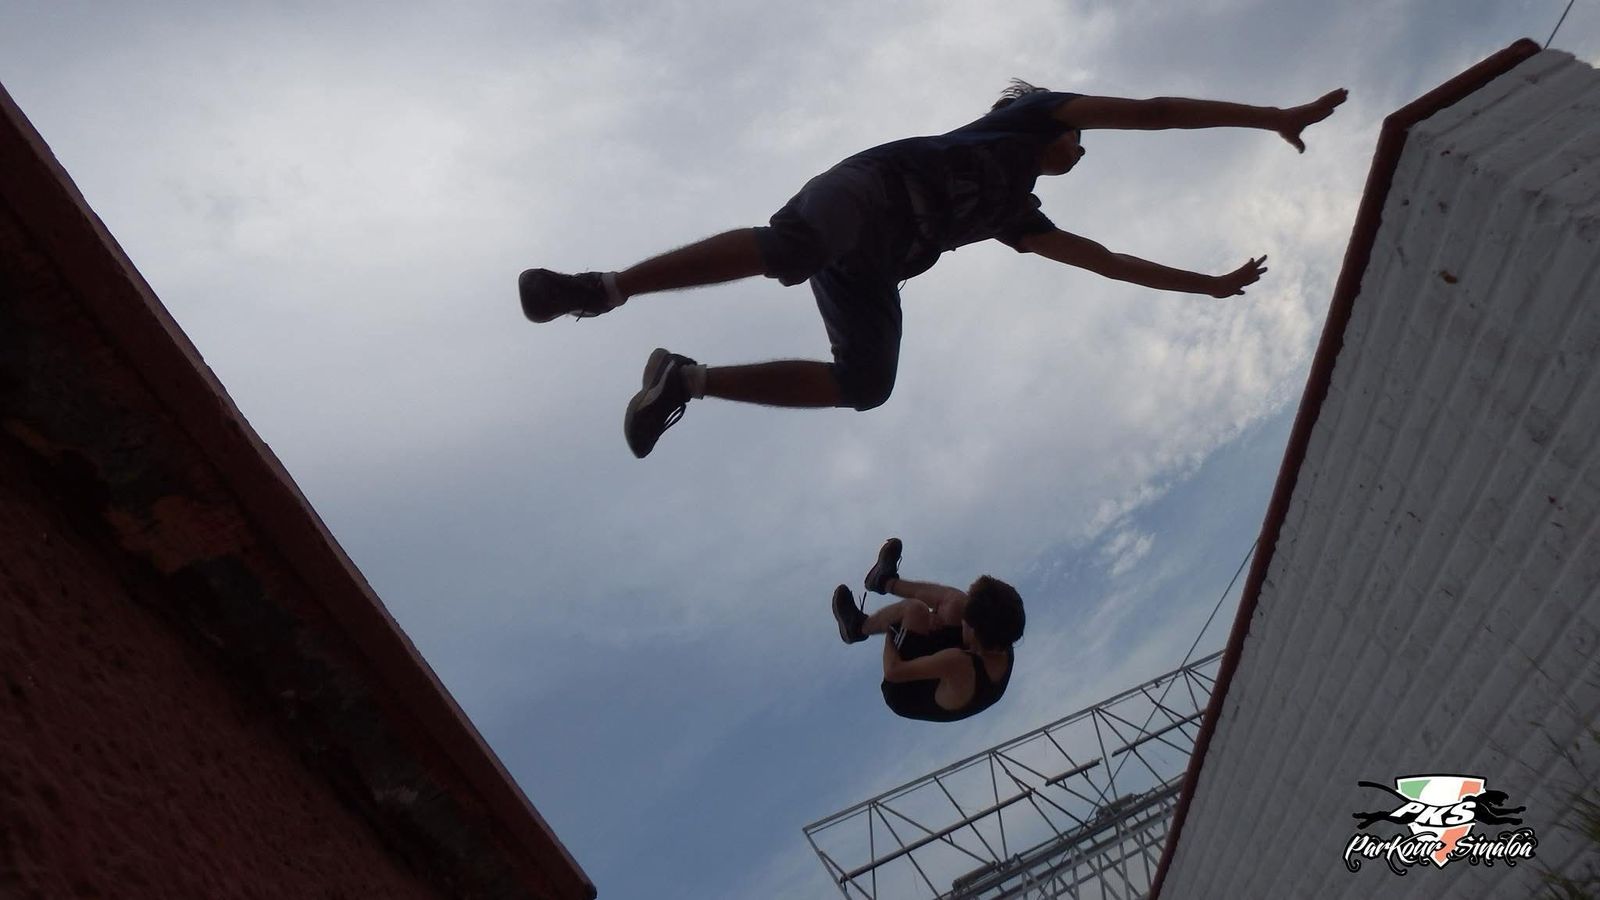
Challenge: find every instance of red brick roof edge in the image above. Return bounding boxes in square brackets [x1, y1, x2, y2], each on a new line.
[0, 82, 595, 899]
[1145, 37, 1544, 900]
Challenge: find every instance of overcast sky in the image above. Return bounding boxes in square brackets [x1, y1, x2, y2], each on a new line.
[4, 2, 1597, 897]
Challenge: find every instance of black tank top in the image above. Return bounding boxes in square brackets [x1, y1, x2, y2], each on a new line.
[880, 647, 1013, 723]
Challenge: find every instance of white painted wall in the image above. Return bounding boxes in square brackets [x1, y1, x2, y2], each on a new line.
[1161, 48, 1600, 900]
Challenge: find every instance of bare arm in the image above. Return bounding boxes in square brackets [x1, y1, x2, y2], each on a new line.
[1054, 89, 1347, 152]
[1018, 229, 1266, 298]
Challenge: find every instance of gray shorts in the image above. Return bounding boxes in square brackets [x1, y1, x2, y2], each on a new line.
[754, 160, 909, 411]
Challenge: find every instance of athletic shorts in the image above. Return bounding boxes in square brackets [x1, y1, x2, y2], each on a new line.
[753, 160, 911, 410]
[894, 626, 964, 660]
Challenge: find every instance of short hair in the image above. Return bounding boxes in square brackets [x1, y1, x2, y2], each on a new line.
[965, 576, 1026, 649]
[992, 78, 1051, 111]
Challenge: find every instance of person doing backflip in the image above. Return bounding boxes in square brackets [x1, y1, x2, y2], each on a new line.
[832, 538, 1023, 723]
[519, 81, 1348, 457]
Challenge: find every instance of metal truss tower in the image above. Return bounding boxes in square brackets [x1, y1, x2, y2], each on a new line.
[802, 651, 1222, 900]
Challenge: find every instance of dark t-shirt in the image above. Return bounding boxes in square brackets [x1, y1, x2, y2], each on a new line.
[850, 90, 1080, 278]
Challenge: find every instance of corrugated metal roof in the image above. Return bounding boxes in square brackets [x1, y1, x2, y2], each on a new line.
[1153, 46, 1600, 898]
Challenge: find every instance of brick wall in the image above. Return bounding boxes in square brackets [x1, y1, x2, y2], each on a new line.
[0, 78, 589, 900]
[0, 437, 447, 899]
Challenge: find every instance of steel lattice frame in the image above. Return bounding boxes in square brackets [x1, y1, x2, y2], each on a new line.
[803, 652, 1222, 900]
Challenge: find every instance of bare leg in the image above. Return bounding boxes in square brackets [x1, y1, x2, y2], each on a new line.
[884, 578, 969, 628]
[863, 599, 935, 636]
[890, 578, 968, 610]
[704, 361, 842, 408]
[614, 229, 765, 298]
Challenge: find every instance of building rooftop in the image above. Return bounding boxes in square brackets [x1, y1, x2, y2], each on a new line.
[0, 81, 594, 899]
[1152, 39, 1600, 899]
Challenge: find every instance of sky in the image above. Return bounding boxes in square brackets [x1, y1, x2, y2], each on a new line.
[3, 1, 1598, 897]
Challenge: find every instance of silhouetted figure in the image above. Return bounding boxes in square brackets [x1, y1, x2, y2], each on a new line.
[831, 538, 1023, 723]
[519, 83, 1348, 457]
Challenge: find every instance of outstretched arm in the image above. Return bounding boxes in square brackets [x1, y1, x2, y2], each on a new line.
[1054, 89, 1347, 152]
[1017, 229, 1266, 298]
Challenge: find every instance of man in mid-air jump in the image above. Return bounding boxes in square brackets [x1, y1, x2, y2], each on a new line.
[831, 538, 1025, 724]
[519, 81, 1347, 457]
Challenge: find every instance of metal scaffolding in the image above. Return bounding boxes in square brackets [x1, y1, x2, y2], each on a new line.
[802, 651, 1222, 900]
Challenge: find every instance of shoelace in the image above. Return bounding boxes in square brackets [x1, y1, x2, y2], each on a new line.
[568, 298, 611, 321]
[567, 274, 614, 322]
[864, 558, 909, 649]
[660, 402, 685, 432]
[650, 362, 690, 440]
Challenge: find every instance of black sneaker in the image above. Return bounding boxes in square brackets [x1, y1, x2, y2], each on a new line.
[518, 269, 616, 323]
[624, 348, 695, 458]
[864, 537, 902, 594]
[832, 584, 867, 644]
[640, 347, 696, 389]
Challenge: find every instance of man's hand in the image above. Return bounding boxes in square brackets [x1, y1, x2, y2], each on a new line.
[1277, 89, 1348, 153]
[1211, 256, 1268, 297]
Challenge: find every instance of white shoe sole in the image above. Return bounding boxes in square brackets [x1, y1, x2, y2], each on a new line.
[624, 350, 684, 459]
[642, 347, 671, 388]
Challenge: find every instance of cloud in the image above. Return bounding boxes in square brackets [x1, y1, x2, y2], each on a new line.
[1102, 525, 1156, 578]
[6, 1, 1574, 897]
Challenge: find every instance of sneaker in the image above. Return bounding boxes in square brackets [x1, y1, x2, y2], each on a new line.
[518, 269, 616, 323]
[864, 537, 902, 594]
[640, 347, 696, 389]
[624, 348, 696, 458]
[832, 584, 867, 644]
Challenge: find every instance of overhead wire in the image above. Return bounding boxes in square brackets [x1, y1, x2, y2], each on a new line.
[1108, 537, 1257, 786]
[1547, 0, 1578, 47]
